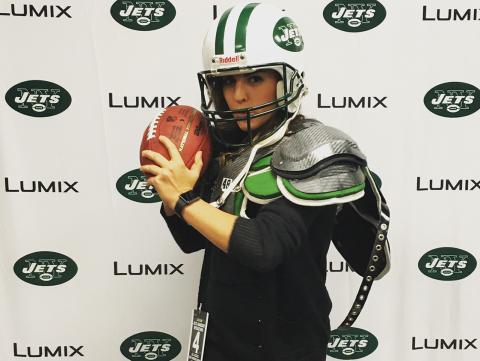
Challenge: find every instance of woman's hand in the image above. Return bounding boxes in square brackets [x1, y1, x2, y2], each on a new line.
[140, 136, 203, 210]
[142, 135, 237, 253]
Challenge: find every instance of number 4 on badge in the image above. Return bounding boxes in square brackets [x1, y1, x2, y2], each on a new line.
[187, 308, 209, 361]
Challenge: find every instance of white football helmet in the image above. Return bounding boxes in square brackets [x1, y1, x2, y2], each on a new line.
[198, 2, 307, 148]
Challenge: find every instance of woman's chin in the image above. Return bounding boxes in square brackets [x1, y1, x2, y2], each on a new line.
[235, 114, 272, 133]
[236, 121, 249, 132]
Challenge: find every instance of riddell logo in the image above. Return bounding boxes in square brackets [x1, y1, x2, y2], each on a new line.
[212, 54, 247, 68]
[323, 1, 386, 32]
[120, 331, 181, 361]
[5, 80, 71, 117]
[219, 55, 241, 64]
[418, 247, 477, 281]
[424, 82, 480, 117]
[327, 327, 378, 359]
[110, 0, 176, 31]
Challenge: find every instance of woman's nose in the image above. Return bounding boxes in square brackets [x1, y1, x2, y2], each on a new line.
[233, 80, 248, 103]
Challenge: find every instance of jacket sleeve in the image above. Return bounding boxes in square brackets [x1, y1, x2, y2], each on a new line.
[227, 197, 336, 272]
[160, 204, 207, 253]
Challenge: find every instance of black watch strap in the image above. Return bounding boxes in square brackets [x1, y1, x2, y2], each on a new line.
[174, 190, 200, 220]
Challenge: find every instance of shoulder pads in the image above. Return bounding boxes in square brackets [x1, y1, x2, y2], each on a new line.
[242, 119, 392, 328]
[240, 121, 391, 281]
[271, 121, 367, 206]
[272, 121, 366, 178]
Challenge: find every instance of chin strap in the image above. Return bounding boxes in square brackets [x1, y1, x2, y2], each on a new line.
[209, 93, 304, 208]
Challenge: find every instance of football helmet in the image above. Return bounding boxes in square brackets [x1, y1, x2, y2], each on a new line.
[198, 2, 307, 148]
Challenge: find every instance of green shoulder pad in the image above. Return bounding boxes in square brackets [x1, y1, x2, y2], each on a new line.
[242, 154, 365, 207]
[242, 155, 282, 205]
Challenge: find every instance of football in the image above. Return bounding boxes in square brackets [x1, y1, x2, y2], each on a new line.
[140, 105, 212, 175]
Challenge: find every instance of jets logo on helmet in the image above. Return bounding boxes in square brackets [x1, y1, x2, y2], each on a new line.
[273, 17, 304, 51]
[198, 2, 307, 148]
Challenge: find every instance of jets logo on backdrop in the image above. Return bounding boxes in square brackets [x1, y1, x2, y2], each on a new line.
[273, 17, 304, 52]
[328, 327, 378, 359]
[5, 80, 71, 117]
[120, 331, 181, 361]
[110, 0, 176, 31]
[13, 251, 78, 286]
[323, 1, 386, 32]
[418, 247, 477, 281]
[116, 169, 160, 203]
[424, 82, 480, 118]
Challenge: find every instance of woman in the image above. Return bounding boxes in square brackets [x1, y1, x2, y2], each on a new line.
[141, 3, 390, 361]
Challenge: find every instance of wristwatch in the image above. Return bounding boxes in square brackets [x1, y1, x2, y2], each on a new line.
[174, 190, 200, 220]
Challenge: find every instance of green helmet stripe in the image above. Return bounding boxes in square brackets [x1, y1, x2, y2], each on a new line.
[235, 3, 259, 52]
[215, 7, 233, 55]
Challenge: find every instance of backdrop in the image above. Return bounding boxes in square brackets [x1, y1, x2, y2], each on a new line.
[1, 0, 479, 360]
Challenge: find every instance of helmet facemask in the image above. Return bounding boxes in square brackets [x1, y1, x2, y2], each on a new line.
[197, 62, 305, 149]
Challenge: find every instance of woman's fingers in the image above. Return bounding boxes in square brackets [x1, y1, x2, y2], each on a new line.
[142, 150, 169, 168]
[159, 136, 183, 164]
[140, 164, 163, 178]
[190, 151, 203, 176]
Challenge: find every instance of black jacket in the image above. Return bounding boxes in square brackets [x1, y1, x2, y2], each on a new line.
[161, 197, 337, 361]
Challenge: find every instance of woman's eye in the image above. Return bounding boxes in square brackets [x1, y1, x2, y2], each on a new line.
[222, 77, 235, 86]
[248, 75, 263, 83]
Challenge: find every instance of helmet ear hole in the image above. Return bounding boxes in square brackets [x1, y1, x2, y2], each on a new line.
[288, 102, 298, 114]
